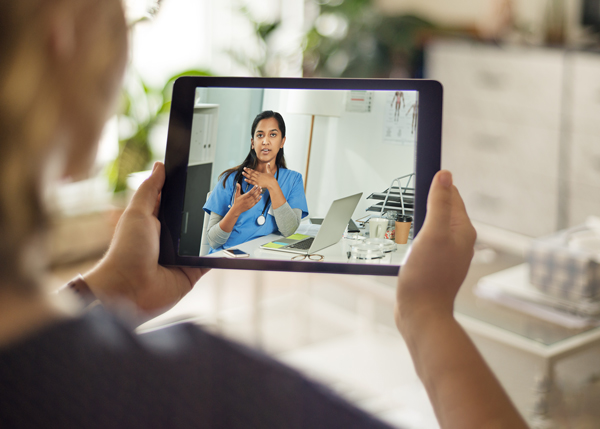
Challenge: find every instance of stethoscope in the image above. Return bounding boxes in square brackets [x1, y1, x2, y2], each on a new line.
[228, 167, 279, 226]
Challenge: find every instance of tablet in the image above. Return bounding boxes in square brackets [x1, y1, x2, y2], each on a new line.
[158, 77, 442, 276]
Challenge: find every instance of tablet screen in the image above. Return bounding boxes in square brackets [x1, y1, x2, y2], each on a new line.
[159, 78, 441, 275]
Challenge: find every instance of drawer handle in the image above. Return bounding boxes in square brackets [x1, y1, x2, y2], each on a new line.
[477, 70, 505, 90]
[181, 212, 189, 234]
[472, 134, 504, 151]
[593, 155, 600, 172]
[472, 193, 502, 211]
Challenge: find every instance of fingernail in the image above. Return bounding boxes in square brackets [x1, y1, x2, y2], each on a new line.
[438, 170, 452, 188]
[152, 162, 159, 173]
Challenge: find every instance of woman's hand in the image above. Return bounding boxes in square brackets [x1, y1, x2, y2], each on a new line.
[231, 183, 262, 215]
[84, 162, 210, 322]
[395, 170, 476, 332]
[217, 183, 262, 234]
[394, 171, 528, 429]
[243, 163, 287, 210]
[242, 164, 278, 190]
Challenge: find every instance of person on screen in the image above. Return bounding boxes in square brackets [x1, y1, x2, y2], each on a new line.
[203, 110, 308, 253]
[0, 1, 527, 428]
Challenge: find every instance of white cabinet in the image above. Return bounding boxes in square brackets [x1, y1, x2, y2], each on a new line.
[566, 52, 600, 226]
[188, 104, 219, 166]
[427, 41, 564, 237]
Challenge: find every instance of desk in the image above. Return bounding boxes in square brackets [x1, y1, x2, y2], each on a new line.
[459, 264, 600, 428]
[210, 224, 411, 266]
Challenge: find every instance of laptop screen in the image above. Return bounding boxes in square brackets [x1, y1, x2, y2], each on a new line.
[160, 77, 441, 275]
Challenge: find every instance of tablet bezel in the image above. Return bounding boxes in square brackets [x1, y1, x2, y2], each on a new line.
[158, 77, 442, 276]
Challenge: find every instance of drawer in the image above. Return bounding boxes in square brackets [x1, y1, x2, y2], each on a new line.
[454, 166, 558, 236]
[426, 46, 475, 93]
[569, 53, 600, 119]
[568, 109, 600, 136]
[568, 181, 600, 227]
[568, 131, 600, 187]
[442, 114, 560, 177]
[455, 166, 559, 237]
[443, 94, 561, 131]
[427, 42, 564, 112]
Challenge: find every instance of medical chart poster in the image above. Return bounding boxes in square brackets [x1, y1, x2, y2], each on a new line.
[383, 91, 418, 146]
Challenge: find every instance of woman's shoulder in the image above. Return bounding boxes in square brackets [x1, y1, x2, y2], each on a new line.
[217, 170, 237, 188]
[280, 168, 302, 181]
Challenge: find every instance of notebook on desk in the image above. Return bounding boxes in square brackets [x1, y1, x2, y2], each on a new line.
[261, 193, 362, 255]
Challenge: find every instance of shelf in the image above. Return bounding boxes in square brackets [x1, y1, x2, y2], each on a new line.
[367, 174, 415, 216]
[367, 204, 414, 213]
[367, 192, 414, 204]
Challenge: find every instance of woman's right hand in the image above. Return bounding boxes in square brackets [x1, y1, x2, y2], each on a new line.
[218, 184, 262, 234]
[395, 170, 476, 331]
[231, 183, 262, 215]
[394, 171, 528, 429]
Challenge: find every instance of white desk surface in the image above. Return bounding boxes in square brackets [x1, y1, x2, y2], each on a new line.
[210, 224, 411, 266]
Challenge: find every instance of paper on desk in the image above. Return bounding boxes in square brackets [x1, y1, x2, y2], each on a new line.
[263, 242, 285, 249]
[287, 233, 311, 240]
[296, 224, 319, 236]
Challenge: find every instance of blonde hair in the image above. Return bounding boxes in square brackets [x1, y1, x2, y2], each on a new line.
[0, 0, 127, 293]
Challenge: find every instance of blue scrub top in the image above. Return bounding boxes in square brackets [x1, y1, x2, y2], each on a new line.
[203, 168, 309, 253]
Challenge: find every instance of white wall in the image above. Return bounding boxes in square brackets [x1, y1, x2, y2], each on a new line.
[307, 91, 416, 218]
[375, 0, 488, 26]
[375, 0, 582, 42]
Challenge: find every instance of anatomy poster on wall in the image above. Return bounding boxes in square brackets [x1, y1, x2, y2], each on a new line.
[383, 91, 418, 146]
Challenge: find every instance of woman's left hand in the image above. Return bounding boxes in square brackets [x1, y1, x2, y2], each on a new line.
[84, 162, 210, 322]
[243, 164, 278, 190]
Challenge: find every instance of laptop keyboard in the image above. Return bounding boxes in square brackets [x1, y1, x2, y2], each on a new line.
[288, 238, 314, 250]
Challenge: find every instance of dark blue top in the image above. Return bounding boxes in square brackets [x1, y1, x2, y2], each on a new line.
[0, 307, 394, 429]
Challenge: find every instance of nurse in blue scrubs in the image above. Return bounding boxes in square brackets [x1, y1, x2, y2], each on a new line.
[203, 110, 309, 254]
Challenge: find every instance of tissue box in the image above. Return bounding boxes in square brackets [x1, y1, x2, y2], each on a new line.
[528, 227, 600, 302]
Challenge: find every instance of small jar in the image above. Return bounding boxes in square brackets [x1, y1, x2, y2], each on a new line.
[350, 243, 384, 261]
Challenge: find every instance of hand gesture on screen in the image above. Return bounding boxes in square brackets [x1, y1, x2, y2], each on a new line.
[231, 183, 262, 215]
[242, 164, 278, 190]
[84, 162, 210, 322]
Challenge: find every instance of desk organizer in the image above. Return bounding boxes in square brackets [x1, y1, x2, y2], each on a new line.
[366, 173, 415, 216]
[366, 173, 415, 240]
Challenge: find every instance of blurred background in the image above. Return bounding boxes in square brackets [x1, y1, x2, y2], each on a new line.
[48, 1, 600, 428]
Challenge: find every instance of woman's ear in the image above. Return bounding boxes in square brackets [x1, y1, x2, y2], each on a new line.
[280, 136, 286, 148]
[251, 138, 254, 150]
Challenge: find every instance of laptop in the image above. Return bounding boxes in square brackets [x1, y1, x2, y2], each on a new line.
[261, 193, 362, 255]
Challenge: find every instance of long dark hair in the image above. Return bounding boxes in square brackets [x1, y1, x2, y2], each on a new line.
[220, 110, 287, 189]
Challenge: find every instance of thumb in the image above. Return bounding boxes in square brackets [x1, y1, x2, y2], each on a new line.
[423, 170, 453, 231]
[235, 183, 241, 198]
[129, 162, 164, 215]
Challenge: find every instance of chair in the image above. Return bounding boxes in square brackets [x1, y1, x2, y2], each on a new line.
[199, 192, 211, 256]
